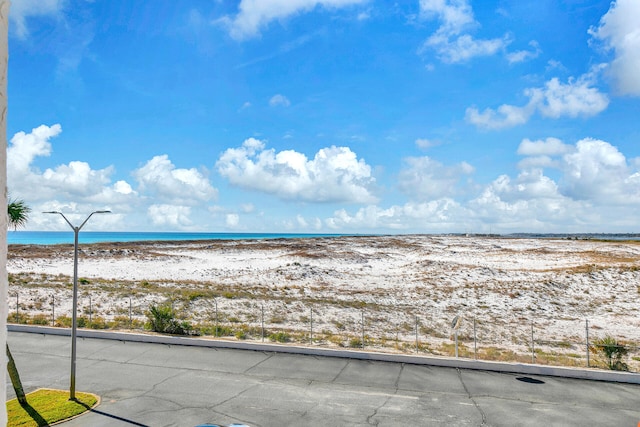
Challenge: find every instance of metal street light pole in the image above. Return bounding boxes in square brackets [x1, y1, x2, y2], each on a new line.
[44, 210, 110, 400]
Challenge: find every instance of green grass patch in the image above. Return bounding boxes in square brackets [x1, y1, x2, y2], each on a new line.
[7, 388, 98, 427]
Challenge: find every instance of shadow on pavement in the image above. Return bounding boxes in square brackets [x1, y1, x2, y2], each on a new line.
[515, 376, 545, 384]
[78, 401, 150, 427]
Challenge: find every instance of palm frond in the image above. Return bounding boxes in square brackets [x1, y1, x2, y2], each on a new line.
[8, 198, 31, 230]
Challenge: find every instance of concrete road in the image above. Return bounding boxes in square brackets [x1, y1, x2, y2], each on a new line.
[7, 331, 640, 427]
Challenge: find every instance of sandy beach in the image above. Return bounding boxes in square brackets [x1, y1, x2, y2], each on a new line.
[7, 235, 640, 369]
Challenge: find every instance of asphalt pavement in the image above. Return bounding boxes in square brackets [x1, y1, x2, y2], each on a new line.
[7, 331, 640, 426]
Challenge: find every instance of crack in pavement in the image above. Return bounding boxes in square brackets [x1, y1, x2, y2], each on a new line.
[471, 392, 636, 412]
[457, 368, 487, 426]
[296, 391, 322, 426]
[365, 390, 395, 426]
[211, 382, 261, 410]
[362, 362, 406, 425]
[242, 352, 274, 374]
[394, 363, 405, 389]
[141, 370, 185, 400]
[331, 360, 350, 382]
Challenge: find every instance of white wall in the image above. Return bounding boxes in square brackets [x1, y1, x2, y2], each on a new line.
[1, 0, 9, 424]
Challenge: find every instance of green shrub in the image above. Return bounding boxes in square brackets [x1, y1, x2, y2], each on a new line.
[76, 317, 87, 328]
[591, 335, 629, 371]
[327, 335, 345, 347]
[183, 290, 208, 301]
[6, 312, 29, 324]
[146, 304, 193, 335]
[349, 338, 363, 348]
[89, 317, 109, 329]
[109, 315, 132, 329]
[269, 331, 290, 343]
[31, 314, 50, 325]
[200, 324, 233, 337]
[55, 315, 72, 328]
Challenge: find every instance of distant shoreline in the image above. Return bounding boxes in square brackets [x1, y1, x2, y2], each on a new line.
[8, 230, 640, 245]
[6, 231, 360, 245]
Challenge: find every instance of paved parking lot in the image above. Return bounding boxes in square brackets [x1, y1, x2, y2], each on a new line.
[7, 331, 640, 426]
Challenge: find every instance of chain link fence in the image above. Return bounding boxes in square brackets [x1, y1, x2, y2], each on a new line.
[7, 291, 639, 373]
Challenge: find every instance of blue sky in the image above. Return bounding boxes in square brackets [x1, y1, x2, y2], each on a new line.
[7, 0, 640, 233]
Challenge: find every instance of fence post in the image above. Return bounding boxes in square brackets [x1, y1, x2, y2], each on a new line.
[452, 315, 461, 358]
[396, 325, 399, 349]
[531, 323, 535, 364]
[15, 293, 18, 321]
[415, 316, 419, 353]
[309, 308, 313, 345]
[361, 310, 365, 349]
[455, 330, 458, 358]
[129, 296, 132, 329]
[214, 298, 218, 337]
[89, 295, 92, 325]
[261, 304, 265, 342]
[586, 319, 590, 368]
[51, 295, 55, 326]
[473, 317, 477, 360]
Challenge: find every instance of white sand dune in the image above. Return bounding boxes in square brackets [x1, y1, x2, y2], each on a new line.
[7, 235, 640, 367]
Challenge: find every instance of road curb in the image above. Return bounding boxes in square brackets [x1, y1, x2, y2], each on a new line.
[9, 324, 640, 385]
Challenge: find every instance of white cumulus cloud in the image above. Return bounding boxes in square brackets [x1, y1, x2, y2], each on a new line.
[515, 136, 640, 205]
[132, 155, 218, 204]
[466, 70, 609, 129]
[465, 102, 535, 130]
[516, 137, 573, 170]
[531, 72, 610, 119]
[589, 0, 640, 96]
[7, 124, 134, 205]
[479, 170, 562, 204]
[506, 40, 541, 64]
[6, 124, 143, 230]
[226, 213, 240, 228]
[467, 171, 575, 230]
[113, 180, 135, 195]
[398, 156, 474, 200]
[7, 124, 59, 177]
[148, 204, 193, 228]
[326, 199, 465, 231]
[220, 0, 367, 40]
[419, 0, 510, 63]
[560, 138, 636, 203]
[419, 0, 475, 35]
[517, 137, 573, 156]
[325, 136, 640, 233]
[423, 33, 509, 64]
[41, 161, 113, 196]
[216, 138, 377, 203]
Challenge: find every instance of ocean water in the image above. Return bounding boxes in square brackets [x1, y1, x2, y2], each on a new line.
[7, 231, 346, 245]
